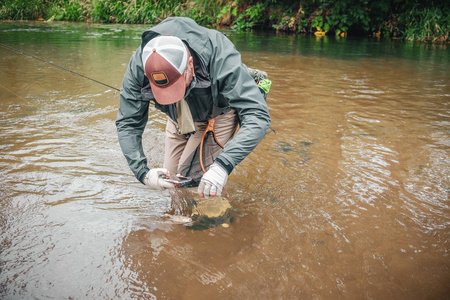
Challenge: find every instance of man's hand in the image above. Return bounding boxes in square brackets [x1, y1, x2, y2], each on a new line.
[198, 162, 228, 198]
[144, 168, 174, 190]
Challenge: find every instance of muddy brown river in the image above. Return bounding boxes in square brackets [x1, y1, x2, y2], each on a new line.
[0, 21, 449, 299]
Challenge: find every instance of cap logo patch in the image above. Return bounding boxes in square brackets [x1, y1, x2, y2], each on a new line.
[151, 72, 169, 86]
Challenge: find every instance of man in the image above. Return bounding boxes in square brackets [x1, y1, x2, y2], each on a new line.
[116, 17, 271, 198]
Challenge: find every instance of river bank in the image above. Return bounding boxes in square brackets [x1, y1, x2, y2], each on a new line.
[1, 0, 449, 42]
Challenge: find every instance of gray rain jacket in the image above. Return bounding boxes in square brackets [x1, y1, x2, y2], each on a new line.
[116, 17, 271, 183]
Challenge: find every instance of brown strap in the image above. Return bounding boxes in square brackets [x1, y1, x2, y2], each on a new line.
[199, 118, 224, 173]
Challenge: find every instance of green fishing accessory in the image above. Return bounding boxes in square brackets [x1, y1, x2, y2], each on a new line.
[258, 79, 272, 94]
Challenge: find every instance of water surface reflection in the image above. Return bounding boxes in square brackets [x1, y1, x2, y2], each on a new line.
[0, 21, 449, 299]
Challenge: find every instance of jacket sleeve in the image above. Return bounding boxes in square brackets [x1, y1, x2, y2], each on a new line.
[115, 48, 150, 183]
[210, 33, 271, 174]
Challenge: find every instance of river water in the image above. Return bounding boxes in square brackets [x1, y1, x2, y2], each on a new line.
[0, 21, 449, 299]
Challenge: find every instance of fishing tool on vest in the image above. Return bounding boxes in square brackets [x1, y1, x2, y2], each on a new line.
[199, 118, 224, 173]
[248, 67, 272, 94]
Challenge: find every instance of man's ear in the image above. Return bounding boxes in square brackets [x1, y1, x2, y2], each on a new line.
[188, 56, 194, 70]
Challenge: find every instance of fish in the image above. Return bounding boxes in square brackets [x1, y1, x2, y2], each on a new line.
[163, 213, 193, 225]
[166, 187, 234, 230]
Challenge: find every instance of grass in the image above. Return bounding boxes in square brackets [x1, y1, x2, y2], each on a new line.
[0, 0, 448, 42]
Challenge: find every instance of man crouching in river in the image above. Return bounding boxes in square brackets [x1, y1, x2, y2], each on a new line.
[116, 17, 270, 198]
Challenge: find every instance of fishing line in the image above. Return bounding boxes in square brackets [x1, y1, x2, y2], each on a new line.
[0, 82, 28, 101]
[0, 43, 121, 92]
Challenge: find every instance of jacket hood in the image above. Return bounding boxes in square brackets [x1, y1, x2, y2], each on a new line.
[141, 17, 211, 70]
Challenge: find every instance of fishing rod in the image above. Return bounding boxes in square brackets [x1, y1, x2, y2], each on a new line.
[0, 43, 121, 92]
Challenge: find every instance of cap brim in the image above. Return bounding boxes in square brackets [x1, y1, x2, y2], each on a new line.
[150, 75, 186, 105]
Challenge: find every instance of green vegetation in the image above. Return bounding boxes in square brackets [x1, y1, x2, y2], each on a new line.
[1, 0, 448, 42]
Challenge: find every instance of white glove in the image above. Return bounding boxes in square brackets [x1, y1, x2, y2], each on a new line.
[144, 168, 174, 190]
[198, 162, 228, 198]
